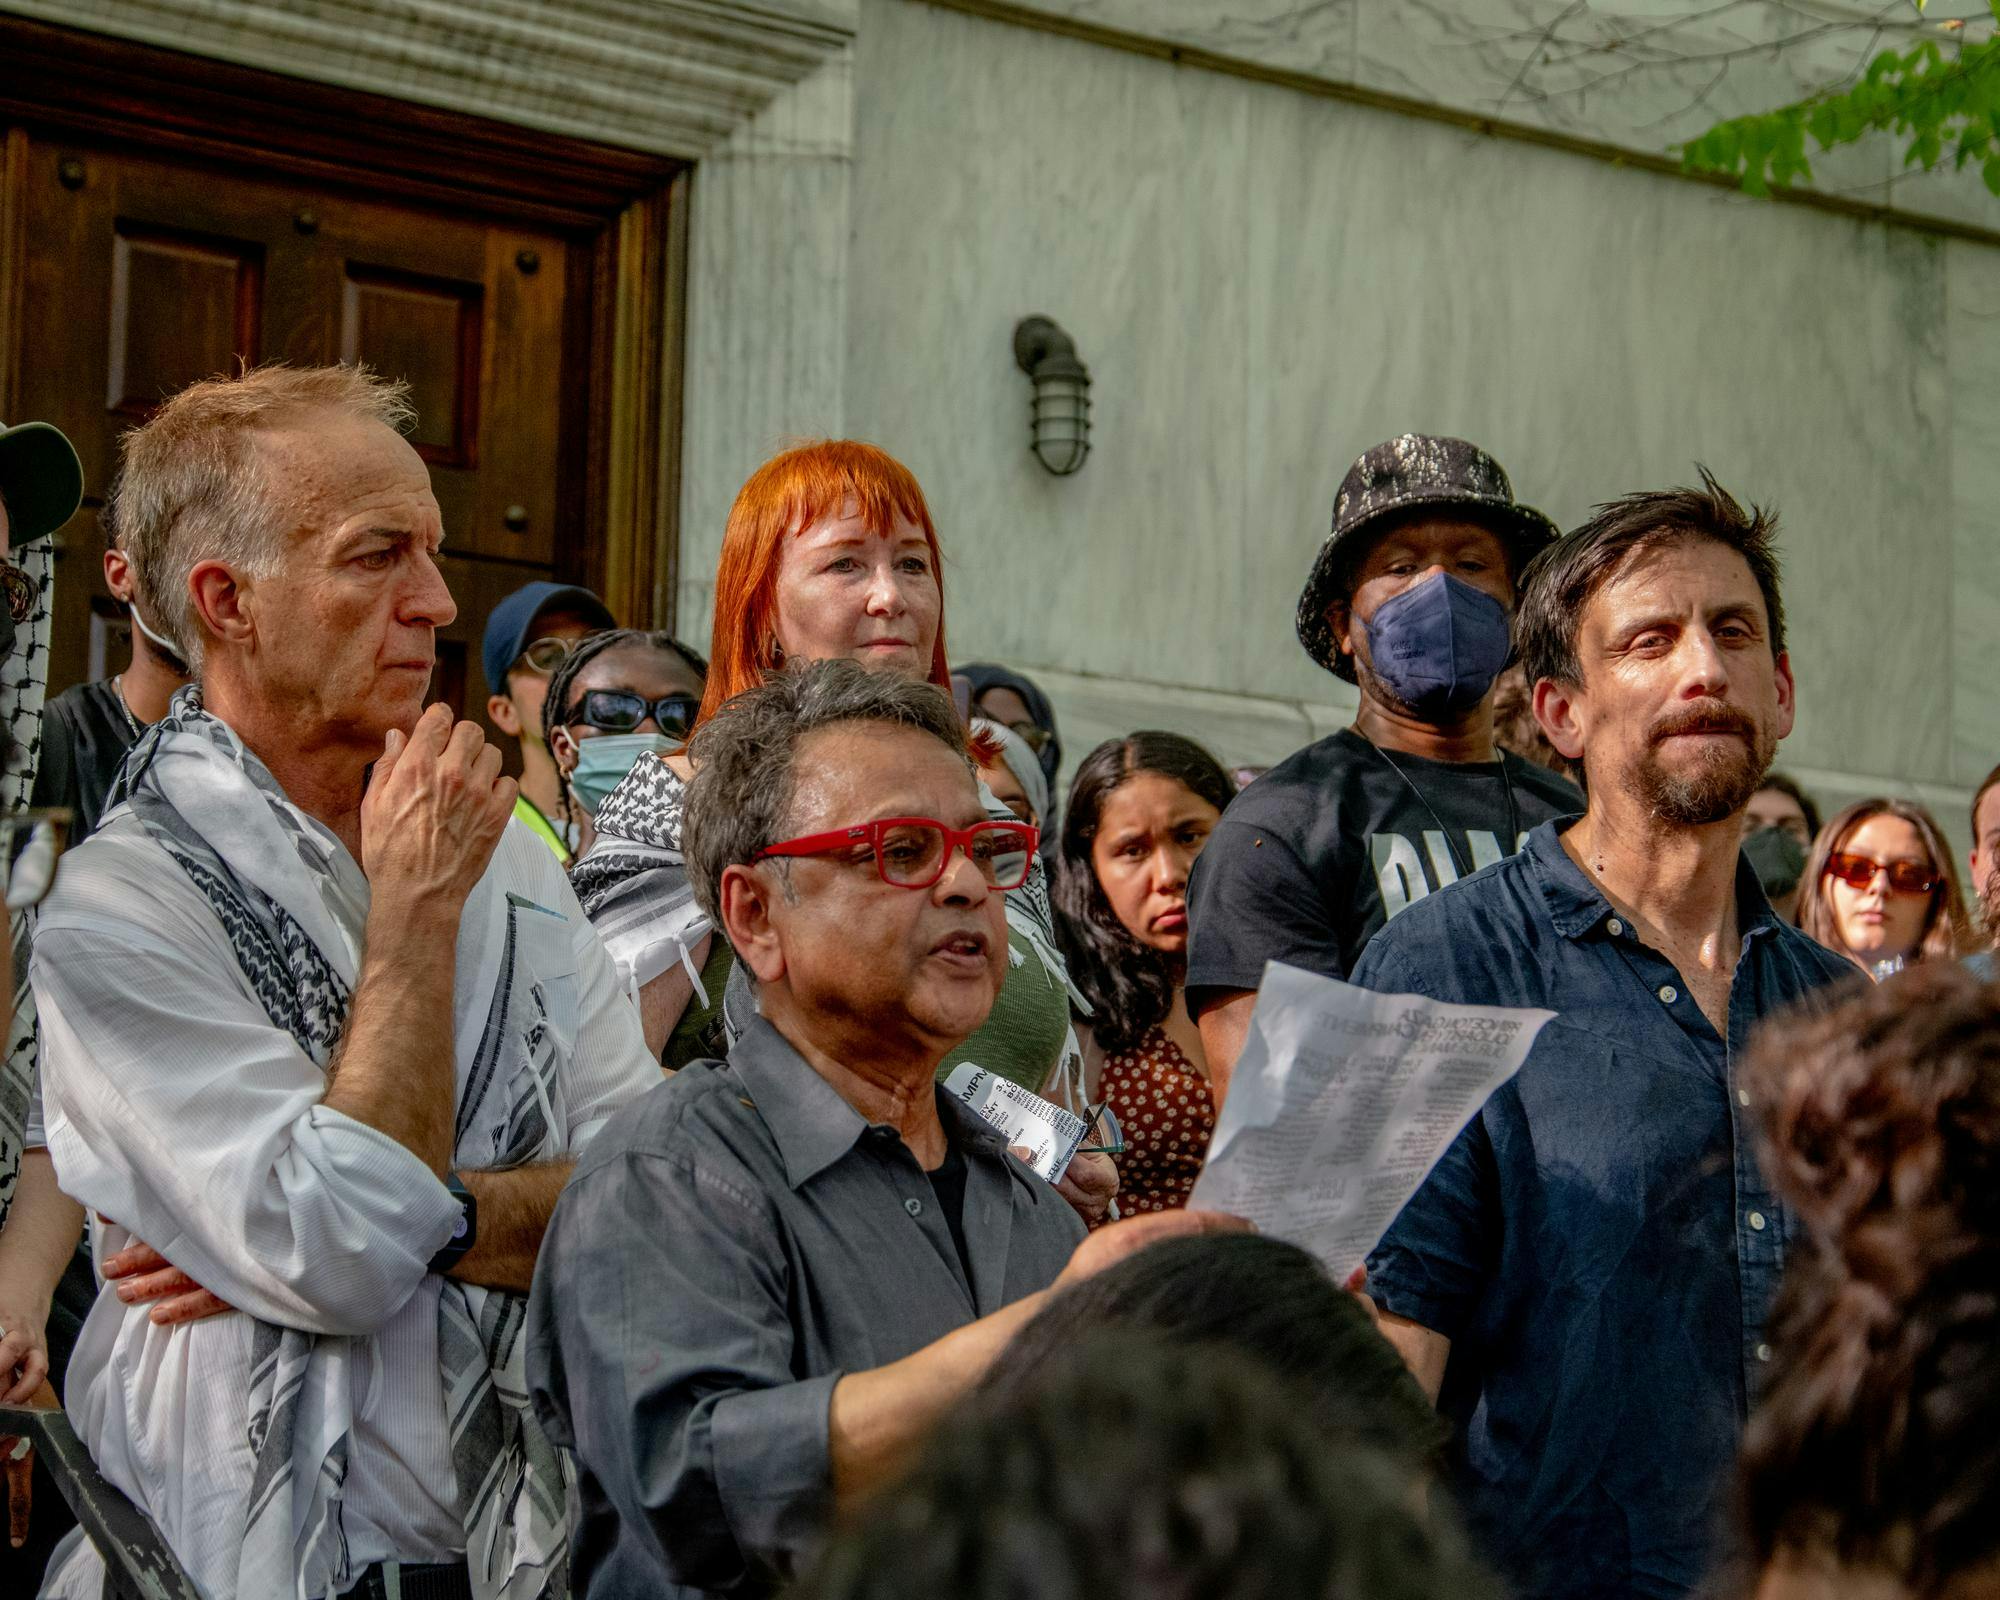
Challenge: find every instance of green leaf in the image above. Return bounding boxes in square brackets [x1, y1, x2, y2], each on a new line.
[1691, 27, 2000, 199]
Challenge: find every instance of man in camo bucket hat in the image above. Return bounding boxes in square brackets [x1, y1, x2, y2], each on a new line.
[1295, 434, 1560, 679]
[1185, 432, 1582, 1106]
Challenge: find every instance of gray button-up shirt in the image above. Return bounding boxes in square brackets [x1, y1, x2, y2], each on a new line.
[526, 1014, 1085, 1599]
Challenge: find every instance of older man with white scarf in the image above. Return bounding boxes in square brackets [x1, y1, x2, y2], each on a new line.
[30, 365, 657, 1600]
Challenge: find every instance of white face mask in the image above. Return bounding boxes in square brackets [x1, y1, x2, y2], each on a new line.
[128, 601, 189, 674]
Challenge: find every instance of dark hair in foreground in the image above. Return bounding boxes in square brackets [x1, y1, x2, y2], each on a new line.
[1515, 468, 1785, 689]
[1054, 732, 1234, 1052]
[1798, 797, 1968, 968]
[1738, 964, 2000, 1594]
[681, 658, 969, 926]
[984, 1234, 1447, 1469]
[794, 1335, 1495, 1600]
[541, 627, 708, 835]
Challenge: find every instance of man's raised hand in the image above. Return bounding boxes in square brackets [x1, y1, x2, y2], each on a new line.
[361, 704, 517, 913]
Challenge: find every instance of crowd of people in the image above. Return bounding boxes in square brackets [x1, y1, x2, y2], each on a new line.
[0, 364, 1994, 1600]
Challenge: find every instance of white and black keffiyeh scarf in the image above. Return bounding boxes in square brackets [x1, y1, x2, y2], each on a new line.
[570, 752, 710, 1007]
[0, 540, 54, 1228]
[113, 687, 570, 1600]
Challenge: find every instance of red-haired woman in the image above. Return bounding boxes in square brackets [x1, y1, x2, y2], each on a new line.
[572, 441, 1110, 1212]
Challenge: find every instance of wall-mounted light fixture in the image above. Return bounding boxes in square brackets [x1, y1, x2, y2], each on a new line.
[1012, 316, 1091, 476]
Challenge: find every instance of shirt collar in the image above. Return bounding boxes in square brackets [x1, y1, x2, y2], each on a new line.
[729, 1014, 1009, 1188]
[1529, 816, 1787, 946]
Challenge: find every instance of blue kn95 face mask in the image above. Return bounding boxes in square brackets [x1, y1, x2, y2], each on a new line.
[1353, 571, 1513, 720]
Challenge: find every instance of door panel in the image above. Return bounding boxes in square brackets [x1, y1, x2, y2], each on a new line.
[14, 136, 579, 727]
[340, 264, 483, 468]
[106, 222, 264, 418]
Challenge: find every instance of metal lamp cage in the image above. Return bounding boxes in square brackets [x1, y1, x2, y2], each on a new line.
[1013, 316, 1091, 476]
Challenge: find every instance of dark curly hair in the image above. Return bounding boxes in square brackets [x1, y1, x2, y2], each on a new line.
[541, 627, 708, 838]
[982, 1234, 1446, 1471]
[1738, 963, 2000, 1594]
[1053, 732, 1234, 1053]
[794, 1334, 1497, 1600]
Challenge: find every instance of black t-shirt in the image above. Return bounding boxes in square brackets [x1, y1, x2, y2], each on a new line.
[31, 678, 141, 838]
[1185, 727, 1581, 1009]
[925, 1137, 973, 1282]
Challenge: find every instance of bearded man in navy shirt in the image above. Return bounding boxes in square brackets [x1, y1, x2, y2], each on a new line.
[1357, 473, 1853, 1600]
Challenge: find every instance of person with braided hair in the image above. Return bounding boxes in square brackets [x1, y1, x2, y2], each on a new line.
[539, 627, 706, 860]
[1738, 962, 2000, 1600]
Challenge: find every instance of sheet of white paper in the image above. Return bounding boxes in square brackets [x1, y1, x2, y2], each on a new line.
[943, 1063, 1088, 1182]
[1189, 961, 1553, 1280]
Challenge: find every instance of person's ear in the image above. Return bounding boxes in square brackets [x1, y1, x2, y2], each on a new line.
[487, 692, 522, 739]
[1532, 676, 1586, 763]
[1330, 598, 1355, 664]
[720, 863, 787, 984]
[1772, 650, 1797, 743]
[187, 560, 249, 653]
[549, 725, 580, 774]
[104, 547, 135, 605]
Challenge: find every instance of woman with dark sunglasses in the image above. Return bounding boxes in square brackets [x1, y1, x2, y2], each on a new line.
[542, 628, 707, 858]
[1799, 798, 1970, 979]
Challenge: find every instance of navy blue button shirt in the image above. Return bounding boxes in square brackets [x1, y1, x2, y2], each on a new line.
[1357, 820, 1855, 1600]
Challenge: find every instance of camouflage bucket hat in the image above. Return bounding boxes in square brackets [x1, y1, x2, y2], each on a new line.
[1296, 433, 1557, 681]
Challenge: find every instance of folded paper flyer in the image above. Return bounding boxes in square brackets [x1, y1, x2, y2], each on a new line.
[1189, 961, 1553, 1279]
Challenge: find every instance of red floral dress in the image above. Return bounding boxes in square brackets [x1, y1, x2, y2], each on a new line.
[1099, 1025, 1216, 1216]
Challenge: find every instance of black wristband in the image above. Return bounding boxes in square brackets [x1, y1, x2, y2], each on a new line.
[428, 1169, 477, 1274]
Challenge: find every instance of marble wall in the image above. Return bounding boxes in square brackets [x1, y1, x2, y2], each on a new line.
[815, 0, 1987, 843]
[678, 61, 855, 629]
[942, 0, 1991, 230]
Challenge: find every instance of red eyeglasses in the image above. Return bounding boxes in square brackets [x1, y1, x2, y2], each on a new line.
[755, 817, 1039, 890]
[1823, 851, 1941, 897]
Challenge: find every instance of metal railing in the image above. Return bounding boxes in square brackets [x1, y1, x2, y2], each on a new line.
[0, 1404, 199, 1600]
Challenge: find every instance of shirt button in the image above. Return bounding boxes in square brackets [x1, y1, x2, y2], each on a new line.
[1747, 1210, 1766, 1231]
[1658, 985, 1678, 1004]
[1738, 1089, 1751, 1108]
[1756, 1343, 1772, 1363]
[904, 1197, 923, 1217]
[1607, 918, 1623, 936]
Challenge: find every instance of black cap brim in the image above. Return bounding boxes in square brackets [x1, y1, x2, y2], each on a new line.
[0, 421, 85, 547]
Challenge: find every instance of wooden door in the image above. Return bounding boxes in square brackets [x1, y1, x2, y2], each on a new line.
[0, 20, 686, 744]
[12, 137, 582, 727]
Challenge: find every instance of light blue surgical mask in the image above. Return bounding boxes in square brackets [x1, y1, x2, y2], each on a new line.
[568, 732, 672, 814]
[1353, 571, 1513, 720]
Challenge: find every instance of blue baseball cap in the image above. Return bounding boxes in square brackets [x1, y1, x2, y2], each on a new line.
[481, 581, 615, 693]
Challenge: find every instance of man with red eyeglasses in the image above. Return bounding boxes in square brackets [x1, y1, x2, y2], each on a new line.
[526, 659, 1241, 1600]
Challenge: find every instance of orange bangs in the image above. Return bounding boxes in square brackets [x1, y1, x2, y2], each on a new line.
[696, 439, 950, 728]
